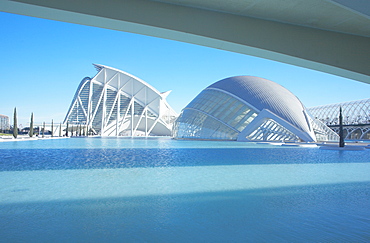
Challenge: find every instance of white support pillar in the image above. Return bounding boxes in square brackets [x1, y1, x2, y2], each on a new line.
[131, 78, 134, 137]
[145, 87, 148, 137]
[131, 97, 134, 137]
[145, 109, 148, 137]
[76, 101, 79, 123]
[101, 70, 107, 136]
[87, 79, 93, 127]
[116, 75, 120, 136]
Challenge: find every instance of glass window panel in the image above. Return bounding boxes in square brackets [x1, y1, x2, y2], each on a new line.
[174, 89, 260, 140]
[174, 109, 238, 140]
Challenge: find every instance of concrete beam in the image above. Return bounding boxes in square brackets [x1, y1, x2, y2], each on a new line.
[1, 0, 369, 84]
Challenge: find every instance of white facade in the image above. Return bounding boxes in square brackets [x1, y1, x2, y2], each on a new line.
[174, 76, 338, 142]
[64, 64, 177, 136]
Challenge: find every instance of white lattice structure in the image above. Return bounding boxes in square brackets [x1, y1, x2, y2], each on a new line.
[174, 76, 338, 142]
[308, 99, 370, 140]
[308, 98, 370, 125]
[64, 64, 177, 136]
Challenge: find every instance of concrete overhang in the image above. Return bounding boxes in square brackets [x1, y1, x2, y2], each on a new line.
[1, 0, 369, 84]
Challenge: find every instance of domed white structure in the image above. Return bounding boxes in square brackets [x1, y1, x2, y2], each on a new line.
[173, 76, 338, 142]
[64, 64, 177, 136]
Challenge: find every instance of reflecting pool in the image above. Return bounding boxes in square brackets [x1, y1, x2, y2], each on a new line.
[1, 137, 369, 242]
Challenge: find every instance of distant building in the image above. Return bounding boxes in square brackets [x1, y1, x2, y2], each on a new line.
[0, 114, 10, 130]
[308, 98, 370, 140]
[64, 64, 177, 136]
[173, 76, 338, 142]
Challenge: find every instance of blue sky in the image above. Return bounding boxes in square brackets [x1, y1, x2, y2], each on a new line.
[1, 11, 369, 127]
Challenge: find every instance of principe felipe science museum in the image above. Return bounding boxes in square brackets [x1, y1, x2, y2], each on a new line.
[64, 64, 338, 142]
[65, 64, 177, 137]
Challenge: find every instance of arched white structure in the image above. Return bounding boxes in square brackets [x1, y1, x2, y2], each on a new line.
[308, 99, 370, 140]
[308, 99, 370, 126]
[64, 64, 177, 136]
[174, 76, 338, 142]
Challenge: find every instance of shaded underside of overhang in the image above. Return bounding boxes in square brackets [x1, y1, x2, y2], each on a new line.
[1, 0, 369, 83]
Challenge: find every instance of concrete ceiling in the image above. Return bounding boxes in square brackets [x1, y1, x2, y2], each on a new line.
[154, 0, 370, 37]
[1, 0, 369, 84]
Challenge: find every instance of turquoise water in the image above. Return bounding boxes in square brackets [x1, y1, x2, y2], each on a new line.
[0, 137, 370, 242]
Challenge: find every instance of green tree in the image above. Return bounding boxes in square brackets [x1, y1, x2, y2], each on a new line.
[42, 122, 45, 138]
[29, 113, 34, 137]
[51, 119, 54, 137]
[339, 107, 345, 147]
[13, 107, 18, 139]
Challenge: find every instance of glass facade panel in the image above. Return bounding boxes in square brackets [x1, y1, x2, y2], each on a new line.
[174, 89, 259, 140]
[173, 109, 238, 140]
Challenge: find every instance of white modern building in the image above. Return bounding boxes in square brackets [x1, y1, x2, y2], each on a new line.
[0, 114, 10, 131]
[64, 64, 177, 136]
[173, 76, 338, 142]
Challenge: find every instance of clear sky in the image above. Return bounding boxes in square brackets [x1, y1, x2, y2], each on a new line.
[1, 11, 369, 127]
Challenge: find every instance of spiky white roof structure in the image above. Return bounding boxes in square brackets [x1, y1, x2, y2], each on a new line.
[64, 64, 177, 136]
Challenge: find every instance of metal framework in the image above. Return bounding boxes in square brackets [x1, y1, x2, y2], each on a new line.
[308, 98, 370, 140]
[64, 64, 177, 136]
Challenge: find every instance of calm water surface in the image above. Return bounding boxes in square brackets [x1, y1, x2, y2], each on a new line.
[0, 137, 369, 242]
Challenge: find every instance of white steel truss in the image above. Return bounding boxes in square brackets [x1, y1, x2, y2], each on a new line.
[64, 64, 177, 136]
[308, 98, 370, 126]
[308, 98, 370, 140]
